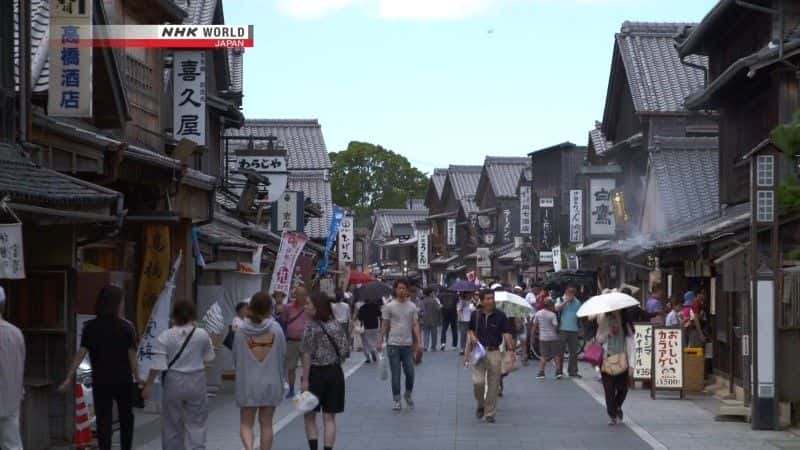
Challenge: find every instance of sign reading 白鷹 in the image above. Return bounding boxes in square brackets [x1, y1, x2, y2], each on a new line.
[569, 189, 583, 243]
[338, 216, 354, 264]
[520, 186, 532, 234]
[173, 51, 206, 145]
[49, 0, 93, 117]
[589, 179, 615, 237]
[652, 326, 684, 398]
[633, 323, 653, 380]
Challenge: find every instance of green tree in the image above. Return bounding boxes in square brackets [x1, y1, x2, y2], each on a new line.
[330, 141, 429, 225]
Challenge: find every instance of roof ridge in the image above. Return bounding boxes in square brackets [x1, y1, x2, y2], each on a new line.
[447, 165, 483, 171]
[619, 21, 697, 36]
[484, 156, 529, 164]
[244, 119, 321, 126]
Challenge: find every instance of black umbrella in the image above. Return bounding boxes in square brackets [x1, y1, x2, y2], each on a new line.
[354, 281, 393, 303]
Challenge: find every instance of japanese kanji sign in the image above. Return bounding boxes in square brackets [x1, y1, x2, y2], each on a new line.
[417, 231, 429, 270]
[233, 149, 289, 203]
[446, 218, 456, 246]
[589, 178, 616, 237]
[520, 186, 532, 234]
[270, 191, 304, 233]
[0, 223, 25, 279]
[539, 198, 554, 251]
[338, 215, 354, 264]
[135, 225, 171, 332]
[633, 323, 653, 380]
[270, 231, 308, 298]
[173, 51, 206, 145]
[501, 208, 512, 243]
[551, 246, 562, 272]
[653, 327, 684, 390]
[476, 247, 491, 268]
[49, 0, 93, 117]
[569, 189, 583, 243]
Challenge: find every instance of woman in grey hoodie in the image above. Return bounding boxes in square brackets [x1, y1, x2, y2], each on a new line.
[233, 292, 286, 450]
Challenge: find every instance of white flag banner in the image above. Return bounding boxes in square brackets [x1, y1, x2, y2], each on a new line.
[269, 231, 307, 298]
[136, 251, 183, 381]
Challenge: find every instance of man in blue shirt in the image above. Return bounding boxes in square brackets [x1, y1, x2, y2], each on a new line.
[555, 285, 582, 378]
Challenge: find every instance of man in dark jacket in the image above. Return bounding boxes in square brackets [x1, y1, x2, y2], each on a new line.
[439, 291, 459, 350]
[420, 288, 442, 351]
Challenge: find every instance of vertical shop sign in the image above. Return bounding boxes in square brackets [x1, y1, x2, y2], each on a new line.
[173, 51, 207, 145]
[135, 225, 171, 332]
[338, 216, 354, 264]
[569, 189, 583, 243]
[589, 179, 615, 237]
[520, 186, 532, 234]
[633, 323, 653, 380]
[446, 218, 456, 246]
[49, 0, 93, 117]
[417, 232, 429, 270]
[652, 327, 684, 396]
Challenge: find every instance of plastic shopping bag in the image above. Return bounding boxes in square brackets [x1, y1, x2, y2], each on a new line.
[293, 391, 319, 414]
[470, 342, 486, 367]
[379, 350, 389, 381]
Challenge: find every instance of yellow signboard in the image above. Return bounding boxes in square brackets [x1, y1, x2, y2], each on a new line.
[136, 225, 171, 332]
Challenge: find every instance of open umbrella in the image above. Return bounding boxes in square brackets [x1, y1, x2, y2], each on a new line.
[354, 281, 392, 303]
[494, 291, 532, 318]
[449, 279, 480, 292]
[576, 292, 639, 318]
[349, 271, 376, 285]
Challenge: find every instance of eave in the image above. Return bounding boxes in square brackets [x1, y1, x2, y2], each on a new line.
[676, 0, 736, 58]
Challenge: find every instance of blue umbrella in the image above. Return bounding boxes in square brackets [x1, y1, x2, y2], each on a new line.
[449, 279, 479, 292]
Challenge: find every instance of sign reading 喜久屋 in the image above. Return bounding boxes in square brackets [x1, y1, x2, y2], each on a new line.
[49, 0, 93, 117]
[173, 51, 207, 146]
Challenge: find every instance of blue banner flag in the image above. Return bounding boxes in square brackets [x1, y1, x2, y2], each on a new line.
[318, 206, 345, 275]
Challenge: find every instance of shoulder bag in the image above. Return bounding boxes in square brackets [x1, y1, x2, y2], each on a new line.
[162, 327, 197, 383]
[318, 321, 349, 365]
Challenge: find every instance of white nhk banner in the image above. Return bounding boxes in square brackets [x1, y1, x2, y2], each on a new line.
[338, 216, 354, 264]
[269, 231, 307, 298]
[173, 51, 207, 146]
[136, 251, 183, 381]
[417, 232, 430, 270]
[49, 0, 93, 117]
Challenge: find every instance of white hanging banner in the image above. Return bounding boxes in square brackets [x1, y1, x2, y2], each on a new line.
[173, 51, 207, 146]
[49, 0, 93, 118]
[519, 185, 532, 234]
[269, 232, 307, 298]
[633, 323, 653, 380]
[446, 218, 457, 246]
[551, 246, 562, 272]
[338, 216, 354, 264]
[417, 232, 430, 270]
[569, 189, 583, 243]
[0, 223, 25, 279]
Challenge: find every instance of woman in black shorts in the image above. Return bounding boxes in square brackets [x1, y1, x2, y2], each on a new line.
[301, 292, 350, 450]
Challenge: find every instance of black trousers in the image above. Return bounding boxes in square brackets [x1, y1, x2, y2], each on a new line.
[440, 312, 458, 347]
[600, 372, 628, 418]
[93, 382, 134, 450]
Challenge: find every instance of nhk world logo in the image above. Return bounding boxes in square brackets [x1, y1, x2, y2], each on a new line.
[52, 25, 255, 48]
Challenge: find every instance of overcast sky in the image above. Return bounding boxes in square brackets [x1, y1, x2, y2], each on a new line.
[226, 0, 717, 173]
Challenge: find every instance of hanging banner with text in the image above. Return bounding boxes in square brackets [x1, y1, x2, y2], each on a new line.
[447, 218, 456, 246]
[338, 215, 354, 265]
[520, 185, 532, 235]
[417, 232, 430, 270]
[633, 323, 653, 380]
[173, 51, 207, 145]
[0, 223, 25, 279]
[270, 231, 307, 298]
[49, 0, 93, 117]
[270, 191, 304, 233]
[569, 189, 583, 243]
[135, 225, 171, 332]
[318, 206, 345, 276]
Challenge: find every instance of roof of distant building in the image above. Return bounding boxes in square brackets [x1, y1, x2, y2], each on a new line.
[371, 209, 430, 241]
[226, 119, 332, 170]
[481, 156, 528, 199]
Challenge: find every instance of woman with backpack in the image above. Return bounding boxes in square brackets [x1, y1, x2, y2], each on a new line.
[301, 292, 350, 450]
[233, 292, 286, 450]
[141, 300, 215, 449]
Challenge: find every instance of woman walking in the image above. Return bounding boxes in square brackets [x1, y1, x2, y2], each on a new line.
[357, 299, 381, 363]
[302, 292, 350, 450]
[141, 300, 215, 449]
[596, 310, 629, 425]
[59, 285, 138, 450]
[232, 292, 286, 450]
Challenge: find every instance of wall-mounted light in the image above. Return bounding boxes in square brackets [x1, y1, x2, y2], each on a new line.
[611, 189, 629, 224]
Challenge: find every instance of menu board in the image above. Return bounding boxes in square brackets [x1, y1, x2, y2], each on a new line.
[632, 324, 653, 380]
[652, 327, 684, 393]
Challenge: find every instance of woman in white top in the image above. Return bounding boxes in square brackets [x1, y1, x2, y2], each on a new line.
[331, 295, 352, 338]
[142, 300, 215, 450]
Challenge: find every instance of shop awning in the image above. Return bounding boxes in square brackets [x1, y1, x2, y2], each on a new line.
[430, 255, 458, 266]
[380, 237, 418, 248]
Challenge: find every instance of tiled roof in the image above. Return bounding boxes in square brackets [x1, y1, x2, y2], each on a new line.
[227, 48, 244, 93]
[589, 121, 613, 157]
[483, 157, 528, 198]
[446, 165, 482, 200]
[198, 216, 258, 250]
[372, 209, 430, 241]
[225, 120, 332, 170]
[288, 171, 332, 239]
[649, 136, 719, 228]
[13, 0, 50, 92]
[460, 195, 478, 215]
[615, 21, 707, 113]
[651, 202, 749, 249]
[0, 144, 121, 207]
[432, 168, 448, 198]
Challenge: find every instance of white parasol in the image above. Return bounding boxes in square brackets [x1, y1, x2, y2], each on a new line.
[576, 292, 639, 318]
[494, 291, 533, 318]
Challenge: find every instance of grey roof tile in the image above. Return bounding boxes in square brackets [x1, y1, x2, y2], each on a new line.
[589, 121, 612, 157]
[372, 209, 430, 240]
[649, 136, 719, 228]
[432, 168, 448, 198]
[442, 165, 482, 213]
[0, 144, 120, 206]
[13, 0, 50, 92]
[198, 218, 258, 250]
[616, 21, 707, 113]
[483, 157, 528, 198]
[287, 171, 332, 239]
[225, 119, 332, 170]
[227, 48, 244, 93]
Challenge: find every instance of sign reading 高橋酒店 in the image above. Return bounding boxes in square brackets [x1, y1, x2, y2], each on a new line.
[173, 51, 207, 146]
[49, 0, 93, 117]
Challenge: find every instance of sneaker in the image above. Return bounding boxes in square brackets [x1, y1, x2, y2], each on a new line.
[440, 344, 446, 351]
[485, 416, 496, 423]
[569, 373, 582, 379]
[286, 389, 295, 399]
[404, 394, 415, 409]
[536, 372, 545, 380]
[392, 401, 402, 411]
[608, 417, 618, 426]
[555, 372, 564, 380]
[476, 407, 484, 419]
[617, 410, 624, 423]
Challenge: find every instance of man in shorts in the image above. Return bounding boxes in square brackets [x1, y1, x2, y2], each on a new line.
[282, 285, 311, 398]
[532, 298, 563, 380]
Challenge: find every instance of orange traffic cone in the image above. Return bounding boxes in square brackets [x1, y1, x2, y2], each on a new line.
[74, 384, 93, 448]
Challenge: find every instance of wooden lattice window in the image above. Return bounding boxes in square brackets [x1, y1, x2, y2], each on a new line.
[779, 267, 800, 329]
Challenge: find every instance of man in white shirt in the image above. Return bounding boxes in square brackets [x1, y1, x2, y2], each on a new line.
[0, 287, 24, 450]
[456, 293, 475, 356]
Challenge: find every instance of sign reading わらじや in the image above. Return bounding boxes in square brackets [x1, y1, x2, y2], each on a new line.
[270, 231, 307, 298]
[338, 216, 354, 264]
[173, 51, 206, 146]
[653, 327, 684, 393]
[633, 323, 653, 380]
[49, 0, 93, 117]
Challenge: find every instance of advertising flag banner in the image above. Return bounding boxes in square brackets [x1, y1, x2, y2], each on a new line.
[318, 206, 345, 275]
[135, 225, 171, 332]
[270, 232, 308, 298]
[137, 251, 182, 381]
